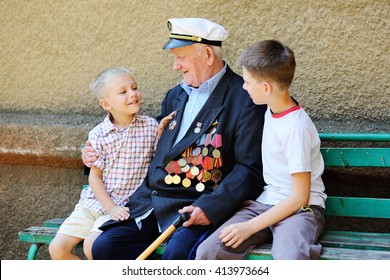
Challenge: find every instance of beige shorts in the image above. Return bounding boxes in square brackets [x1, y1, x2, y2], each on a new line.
[57, 203, 111, 239]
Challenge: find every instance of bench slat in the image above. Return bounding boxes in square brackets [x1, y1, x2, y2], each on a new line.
[325, 196, 390, 218]
[18, 227, 58, 244]
[319, 230, 390, 251]
[319, 133, 390, 142]
[42, 218, 65, 228]
[321, 148, 390, 167]
[248, 244, 390, 260]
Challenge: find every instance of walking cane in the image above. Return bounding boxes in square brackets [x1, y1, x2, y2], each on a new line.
[136, 212, 191, 260]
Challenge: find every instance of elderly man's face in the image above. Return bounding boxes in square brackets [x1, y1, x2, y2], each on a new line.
[170, 44, 210, 87]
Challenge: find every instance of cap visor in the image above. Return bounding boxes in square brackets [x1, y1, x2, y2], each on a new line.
[162, 39, 195, 50]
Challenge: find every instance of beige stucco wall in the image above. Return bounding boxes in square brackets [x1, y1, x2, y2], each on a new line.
[1, 0, 389, 120]
[1, 0, 389, 260]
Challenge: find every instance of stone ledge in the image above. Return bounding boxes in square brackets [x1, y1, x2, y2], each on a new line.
[0, 111, 102, 168]
[0, 153, 83, 168]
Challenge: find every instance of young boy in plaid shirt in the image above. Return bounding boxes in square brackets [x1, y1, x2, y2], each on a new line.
[49, 67, 173, 259]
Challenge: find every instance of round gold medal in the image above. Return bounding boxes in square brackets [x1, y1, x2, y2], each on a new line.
[202, 147, 208, 156]
[172, 174, 181, 184]
[212, 149, 221, 158]
[164, 174, 173, 184]
[196, 182, 205, 192]
[182, 178, 191, 188]
[202, 170, 211, 182]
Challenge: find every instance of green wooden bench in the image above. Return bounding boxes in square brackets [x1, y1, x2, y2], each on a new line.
[18, 133, 390, 260]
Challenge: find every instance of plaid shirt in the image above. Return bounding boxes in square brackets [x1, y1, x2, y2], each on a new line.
[80, 114, 158, 214]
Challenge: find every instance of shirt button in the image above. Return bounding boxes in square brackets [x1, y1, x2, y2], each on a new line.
[151, 190, 158, 196]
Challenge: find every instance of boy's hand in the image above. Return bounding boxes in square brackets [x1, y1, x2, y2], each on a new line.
[219, 222, 252, 248]
[157, 111, 177, 139]
[108, 206, 130, 221]
[81, 140, 98, 167]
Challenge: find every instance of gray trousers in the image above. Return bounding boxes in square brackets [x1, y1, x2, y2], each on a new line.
[196, 200, 325, 260]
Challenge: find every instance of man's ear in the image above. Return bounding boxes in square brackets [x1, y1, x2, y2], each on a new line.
[99, 98, 110, 110]
[204, 46, 215, 66]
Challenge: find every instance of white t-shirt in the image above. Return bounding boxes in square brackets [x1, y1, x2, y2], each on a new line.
[256, 105, 327, 208]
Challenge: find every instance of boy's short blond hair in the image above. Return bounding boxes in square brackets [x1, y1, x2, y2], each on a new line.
[239, 40, 296, 89]
[90, 67, 133, 100]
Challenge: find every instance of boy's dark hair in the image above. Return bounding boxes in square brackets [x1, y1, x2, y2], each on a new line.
[239, 40, 296, 89]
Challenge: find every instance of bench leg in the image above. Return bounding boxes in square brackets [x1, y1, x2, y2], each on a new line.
[27, 243, 41, 260]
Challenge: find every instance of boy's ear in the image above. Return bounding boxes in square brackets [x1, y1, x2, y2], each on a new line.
[99, 98, 110, 110]
[264, 81, 272, 95]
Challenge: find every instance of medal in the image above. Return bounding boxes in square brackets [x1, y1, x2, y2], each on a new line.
[181, 164, 190, 172]
[192, 147, 201, 157]
[168, 120, 177, 131]
[202, 170, 211, 182]
[194, 122, 202, 134]
[164, 174, 173, 184]
[190, 166, 200, 176]
[196, 182, 205, 192]
[212, 169, 222, 181]
[212, 149, 221, 158]
[202, 147, 208, 156]
[182, 178, 191, 188]
[172, 174, 181, 184]
[178, 158, 187, 167]
[164, 175, 173, 184]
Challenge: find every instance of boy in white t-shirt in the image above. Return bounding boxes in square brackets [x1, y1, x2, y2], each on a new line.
[196, 40, 327, 260]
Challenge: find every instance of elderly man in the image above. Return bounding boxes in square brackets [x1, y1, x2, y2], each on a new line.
[84, 18, 266, 260]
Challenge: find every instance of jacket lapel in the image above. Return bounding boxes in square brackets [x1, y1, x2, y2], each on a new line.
[161, 92, 188, 149]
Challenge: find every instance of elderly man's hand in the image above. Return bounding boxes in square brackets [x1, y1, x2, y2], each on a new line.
[179, 205, 211, 227]
[81, 140, 98, 167]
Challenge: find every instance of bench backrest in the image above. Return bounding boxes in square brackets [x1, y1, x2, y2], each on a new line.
[319, 133, 390, 219]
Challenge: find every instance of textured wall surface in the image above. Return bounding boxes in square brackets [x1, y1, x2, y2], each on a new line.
[1, 0, 389, 260]
[1, 0, 389, 120]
